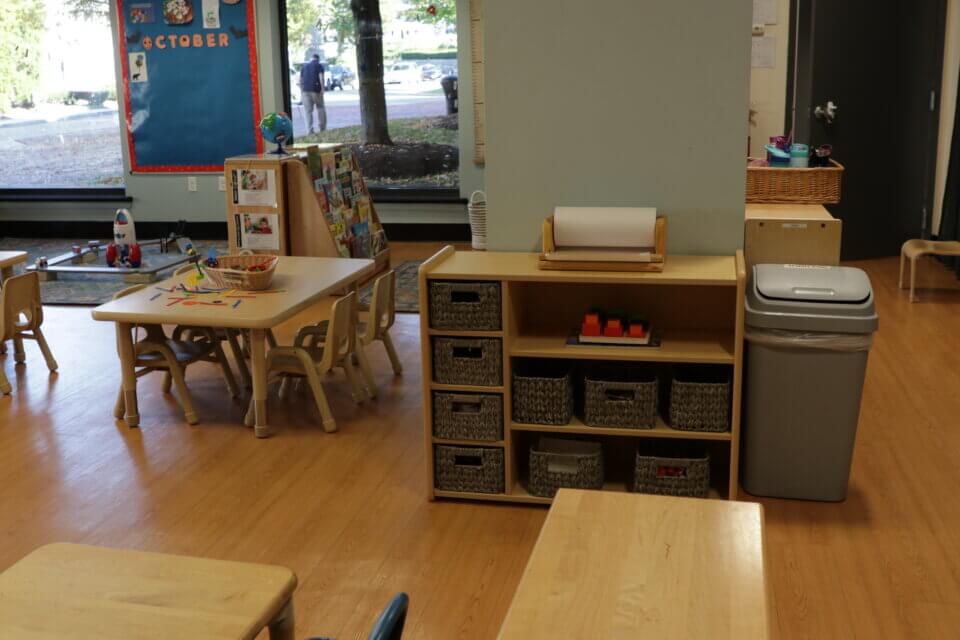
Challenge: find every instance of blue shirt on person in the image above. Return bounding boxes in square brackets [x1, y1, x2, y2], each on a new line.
[300, 58, 325, 93]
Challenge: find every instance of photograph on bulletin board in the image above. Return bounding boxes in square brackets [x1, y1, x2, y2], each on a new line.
[116, 0, 263, 172]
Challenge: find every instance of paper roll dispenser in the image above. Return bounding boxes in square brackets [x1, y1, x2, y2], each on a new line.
[539, 207, 667, 272]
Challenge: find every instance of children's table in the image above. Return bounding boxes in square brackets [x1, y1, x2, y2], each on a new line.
[91, 256, 374, 437]
[0, 543, 297, 639]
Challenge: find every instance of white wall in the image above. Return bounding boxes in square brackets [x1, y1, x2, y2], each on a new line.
[934, 0, 960, 235]
[748, 0, 791, 157]
[483, 0, 752, 254]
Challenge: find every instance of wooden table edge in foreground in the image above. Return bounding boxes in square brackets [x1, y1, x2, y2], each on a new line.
[0, 542, 297, 640]
[90, 256, 375, 437]
[496, 489, 772, 640]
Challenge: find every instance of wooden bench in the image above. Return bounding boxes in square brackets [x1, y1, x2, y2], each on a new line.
[899, 239, 960, 302]
[498, 489, 771, 639]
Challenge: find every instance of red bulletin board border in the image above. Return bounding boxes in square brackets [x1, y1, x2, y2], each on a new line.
[116, 0, 264, 173]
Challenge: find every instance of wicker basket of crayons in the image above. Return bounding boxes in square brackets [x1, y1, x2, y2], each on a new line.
[204, 255, 278, 291]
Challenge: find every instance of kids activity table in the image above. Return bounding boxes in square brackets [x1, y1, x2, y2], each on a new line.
[91, 256, 374, 437]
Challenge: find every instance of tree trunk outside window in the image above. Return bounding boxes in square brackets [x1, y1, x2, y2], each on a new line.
[350, 0, 392, 145]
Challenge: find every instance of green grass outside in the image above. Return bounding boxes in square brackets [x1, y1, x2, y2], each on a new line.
[294, 116, 457, 147]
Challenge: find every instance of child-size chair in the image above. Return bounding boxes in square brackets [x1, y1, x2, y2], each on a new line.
[243, 291, 363, 433]
[111, 284, 239, 425]
[0, 272, 57, 394]
[303, 270, 402, 399]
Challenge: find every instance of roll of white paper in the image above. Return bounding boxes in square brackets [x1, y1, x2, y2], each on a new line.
[553, 207, 657, 249]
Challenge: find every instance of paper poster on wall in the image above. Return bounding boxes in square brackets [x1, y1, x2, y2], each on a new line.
[751, 36, 775, 68]
[235, 213, 280, 251]
[117, 0, 262, 172]
[231, 169, 277, 207]
[129, 52, 148, 83]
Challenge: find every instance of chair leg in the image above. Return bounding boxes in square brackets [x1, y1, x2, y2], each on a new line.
[342, 358, 365, 404]
[243, 396, 255, 427]
[278, 375, 292, 400]
[167, 365, 199, 425]
[0, 339, 6, 354]
[226, 330, 252, 388]
[13, 336, 25, 364]
[354, 344, 378, 399]
[302, 365, 337, 433]
[0, 368, 11, 395]
[32, 328, 58, 372]
[212, 343, 240, 398]
[266, 329, 278, 349]
[898, 250, 907, 289]
[161, 371, 173, 393]
[910, 256, 919, 302]
[113, 385, 125, 419]
[381, 331, 403, 375]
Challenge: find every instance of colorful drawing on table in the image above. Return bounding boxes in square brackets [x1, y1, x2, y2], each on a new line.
[201, 0, 220, 28]
[233, 169, 277, 207]
[234, 213, 280, 251]
[129, 3, 155, 23]
[129, 52, 148, 83]
[163, 0, 194, 25]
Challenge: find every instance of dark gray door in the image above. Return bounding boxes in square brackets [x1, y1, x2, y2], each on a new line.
[789, 1, 947, 259]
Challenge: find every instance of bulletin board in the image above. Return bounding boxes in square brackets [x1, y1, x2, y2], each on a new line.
[116, 0, 263, 173]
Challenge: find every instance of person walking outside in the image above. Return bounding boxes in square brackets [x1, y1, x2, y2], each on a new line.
[300, 54, 327, 134]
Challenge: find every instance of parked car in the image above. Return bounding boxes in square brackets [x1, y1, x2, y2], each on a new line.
[420, 63, 441, 81]
[384, 62, 420, 85]
[325, 65, 355, 91]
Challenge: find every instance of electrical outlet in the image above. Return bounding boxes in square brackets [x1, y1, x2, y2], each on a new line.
[187, 176, 198, 192]
[218, 176, 226, 191]
[751, 23, 765, 36]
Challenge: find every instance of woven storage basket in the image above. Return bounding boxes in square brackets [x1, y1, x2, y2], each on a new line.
[512, 363, 574, 425]
[434, 445, 505, 493]
[433, 392, 503, 441]
[432, 337, 502, 386]
[204, 254, 278, 291]
[529, 437, 604, 498]
[669, 375, 730, 432]
[429, 281, 501, 331]
[633, 443, 710, 498]
[746, 159, 844, 204]
[583, 374, 658, 429]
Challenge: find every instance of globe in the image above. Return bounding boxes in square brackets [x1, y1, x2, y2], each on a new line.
[259, 112, 294, 155]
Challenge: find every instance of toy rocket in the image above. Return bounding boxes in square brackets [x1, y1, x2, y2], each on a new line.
[106, 208, 142, 268]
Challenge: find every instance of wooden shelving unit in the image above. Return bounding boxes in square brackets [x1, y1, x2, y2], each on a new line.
[419, 247, 747, 504]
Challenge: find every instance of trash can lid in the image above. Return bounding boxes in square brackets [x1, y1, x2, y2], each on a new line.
[755, 264, 872, 303]
[746, 264, 878, 333]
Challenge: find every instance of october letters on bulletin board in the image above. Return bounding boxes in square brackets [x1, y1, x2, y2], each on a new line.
[117, 0, 262, 172]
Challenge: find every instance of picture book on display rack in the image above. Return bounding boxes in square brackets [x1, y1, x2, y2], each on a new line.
[306, 146, 387, 260]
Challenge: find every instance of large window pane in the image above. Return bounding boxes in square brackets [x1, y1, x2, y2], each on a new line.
[285, 0, 458, 190]
[0, 0, 124, 189]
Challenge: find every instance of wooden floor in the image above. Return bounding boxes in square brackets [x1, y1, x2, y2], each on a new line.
[1, 245, 959, 638]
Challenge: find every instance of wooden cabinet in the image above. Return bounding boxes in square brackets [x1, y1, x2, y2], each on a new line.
[745, 204, 841, 269]
[419, 248, 747, 503]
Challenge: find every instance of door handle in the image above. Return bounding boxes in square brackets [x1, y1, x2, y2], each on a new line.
[814, 100, 838, 124]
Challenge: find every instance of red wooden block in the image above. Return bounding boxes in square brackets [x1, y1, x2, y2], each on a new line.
[628, 323, 646, 338]
[603, 319, 624, 337]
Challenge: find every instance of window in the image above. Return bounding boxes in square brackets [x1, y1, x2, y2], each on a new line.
[0, 1, 125, 190]
[284, 0, 459, 194]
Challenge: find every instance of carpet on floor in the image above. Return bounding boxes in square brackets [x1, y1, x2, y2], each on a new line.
[0, 238, 422, 311]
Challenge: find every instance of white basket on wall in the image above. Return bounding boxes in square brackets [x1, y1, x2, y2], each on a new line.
[468, 190, 487, 251]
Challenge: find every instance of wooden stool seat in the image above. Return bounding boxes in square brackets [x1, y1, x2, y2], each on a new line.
[899, 239, 960, 302]
[0, 543, 297, 639]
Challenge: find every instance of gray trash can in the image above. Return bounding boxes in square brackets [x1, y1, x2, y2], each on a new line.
[742, 264, 879, 501]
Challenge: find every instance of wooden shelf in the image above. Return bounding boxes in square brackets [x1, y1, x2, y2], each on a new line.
[506, 482, 724, 505]
[427, 328, 504, 337]
[432, 437, 505, 447]
[510, 329, 735, 364]
[511, 416, 732, 441]
[426, 252, 737, 286]
[430, 383, 505, 393]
